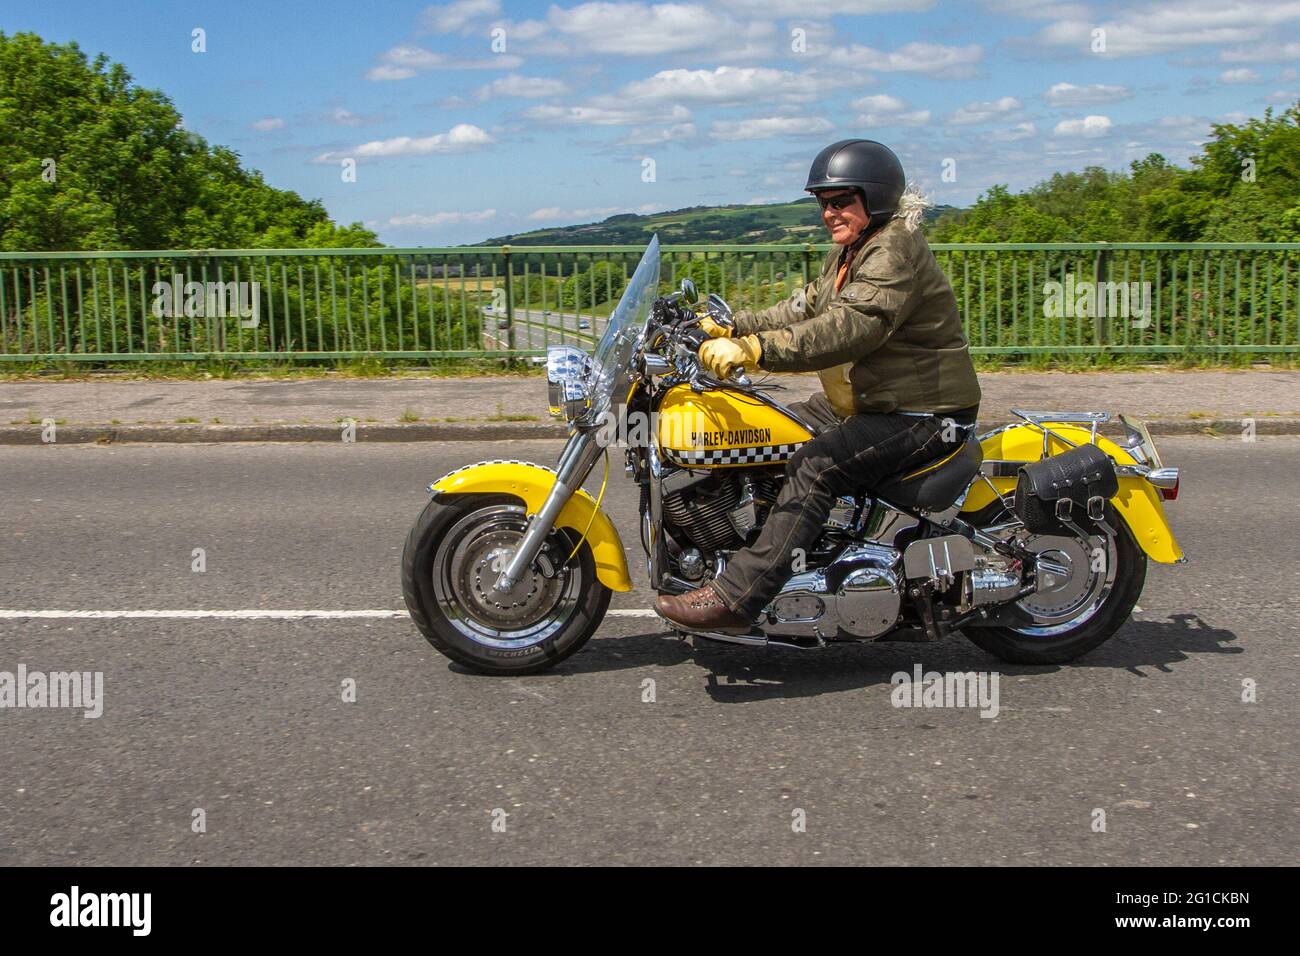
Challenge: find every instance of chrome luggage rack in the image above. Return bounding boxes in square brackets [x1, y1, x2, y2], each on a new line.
[980, 408, 1177, 488]
[1010, 408, 1109, 455]
[975, 409, 1109, 471]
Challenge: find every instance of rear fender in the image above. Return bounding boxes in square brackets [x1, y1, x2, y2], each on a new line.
[960, 423, 1185, 564]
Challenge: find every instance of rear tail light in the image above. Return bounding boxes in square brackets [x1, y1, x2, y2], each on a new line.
[1146, 467, 1180, 501]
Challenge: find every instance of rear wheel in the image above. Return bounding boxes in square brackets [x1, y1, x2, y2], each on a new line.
[401, 494, 611, 674]
[963, 497, 1146, 664]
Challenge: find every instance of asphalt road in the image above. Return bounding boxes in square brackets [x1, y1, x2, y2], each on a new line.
[0, 436, 1296, 865]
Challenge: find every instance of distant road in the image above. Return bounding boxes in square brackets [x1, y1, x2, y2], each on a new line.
[481, 307, 605, 354]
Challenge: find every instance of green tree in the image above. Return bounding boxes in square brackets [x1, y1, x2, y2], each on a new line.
[929, 103, 1300, 243]
[0, 31, 377, 251]
[560, 260, 626, 310]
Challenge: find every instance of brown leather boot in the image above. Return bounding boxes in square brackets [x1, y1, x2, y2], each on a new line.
[655, 583, 751, 633]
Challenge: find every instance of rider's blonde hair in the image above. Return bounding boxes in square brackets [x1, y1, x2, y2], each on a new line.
[893, 183, 933, 230]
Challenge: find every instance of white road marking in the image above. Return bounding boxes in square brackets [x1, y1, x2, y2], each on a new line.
[0, 608, 660, 620]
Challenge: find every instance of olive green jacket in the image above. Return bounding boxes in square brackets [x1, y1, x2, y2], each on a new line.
[732, 218, 981, 417]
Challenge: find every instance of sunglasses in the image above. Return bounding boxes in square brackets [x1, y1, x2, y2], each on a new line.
[816, 193, 858, 211]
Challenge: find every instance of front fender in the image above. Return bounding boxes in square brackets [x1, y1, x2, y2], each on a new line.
[960, 423, 1185, 564]
[428, 460, 633, 592]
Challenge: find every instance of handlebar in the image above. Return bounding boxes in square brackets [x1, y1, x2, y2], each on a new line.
[678, 326, 710, 350]
[648, 292, 751, 388]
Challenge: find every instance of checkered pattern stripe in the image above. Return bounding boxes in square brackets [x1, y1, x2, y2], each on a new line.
[665, 443, 804, 466]
[428, 459, 548, 493]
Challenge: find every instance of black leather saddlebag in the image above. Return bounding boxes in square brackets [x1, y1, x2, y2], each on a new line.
[1013, 443, 1119, 535]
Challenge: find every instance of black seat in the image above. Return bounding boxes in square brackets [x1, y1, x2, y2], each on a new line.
[873, 438, 984, 512]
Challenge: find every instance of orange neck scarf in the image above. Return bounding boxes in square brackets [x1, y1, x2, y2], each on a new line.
[834, 231, 869, 294]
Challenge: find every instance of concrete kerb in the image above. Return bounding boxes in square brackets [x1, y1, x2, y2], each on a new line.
[2, 418, 1296, 444]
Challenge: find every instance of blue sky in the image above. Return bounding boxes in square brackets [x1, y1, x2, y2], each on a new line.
[7, 0, 1299, 245]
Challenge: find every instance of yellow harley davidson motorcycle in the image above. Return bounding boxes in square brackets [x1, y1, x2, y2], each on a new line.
[401, 236, 1184, 674]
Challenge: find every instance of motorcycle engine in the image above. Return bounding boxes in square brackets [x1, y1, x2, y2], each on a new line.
[663, 471, 781, 551]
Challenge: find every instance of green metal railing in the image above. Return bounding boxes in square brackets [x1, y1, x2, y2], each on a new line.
[0, 242, 1296, 362]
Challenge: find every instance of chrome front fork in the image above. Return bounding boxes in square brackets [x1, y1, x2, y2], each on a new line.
[492, 428, 603, 592]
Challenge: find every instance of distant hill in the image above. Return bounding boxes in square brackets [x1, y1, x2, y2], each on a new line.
[473, 197, 961, 246]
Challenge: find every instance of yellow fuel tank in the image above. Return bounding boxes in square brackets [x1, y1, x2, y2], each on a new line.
[657, 385, 812, 467]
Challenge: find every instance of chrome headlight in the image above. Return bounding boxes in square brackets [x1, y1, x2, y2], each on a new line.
[547, 345, 592, 422]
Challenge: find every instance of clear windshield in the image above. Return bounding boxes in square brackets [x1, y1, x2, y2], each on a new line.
[586, 234, 660, 422]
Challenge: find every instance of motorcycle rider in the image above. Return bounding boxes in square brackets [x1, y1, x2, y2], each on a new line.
[656, 139, 982, 632]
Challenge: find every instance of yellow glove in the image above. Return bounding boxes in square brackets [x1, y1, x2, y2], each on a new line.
[698, 315, 732, 338]
[699, 335, 761, 380]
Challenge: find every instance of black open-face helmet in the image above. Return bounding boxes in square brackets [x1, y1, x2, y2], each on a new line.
[805, 139, 906, 229]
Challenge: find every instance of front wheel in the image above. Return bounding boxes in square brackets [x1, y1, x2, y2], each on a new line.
[963, 500, 1146, 664]
[401, 494, 611, 674]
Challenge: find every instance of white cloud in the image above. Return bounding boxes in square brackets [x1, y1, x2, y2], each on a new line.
[366, 44, 522, 81]
[616, 65, 860, 106]
[528, 205, 620, 220]
[367, 64, 418, 82]
[1219, 68, 1261, 84]
[1266, 89, 1300, 103]
[947, 96, 1022, 125]
[1044, 82, 1132, 106]
[1032, 0, 1300, 58]
[387, 209, 498, 227]
[719, 0, 933, 14]
[889, 111, 931, 126]
[853, 93, 907, 113]
[989, 121, 1038, 142]
[500, 18, 551, 41]
[313, 123, 494, 162]
[1053, 115, 1113, 137]
[1154, 114, 1209, 133]
[419, 0, 501, 33]
[251, 117, 285, 131]
[1220, 40, 1300, 63]
[545, 2, 775, 57]
[475, 75, 570, 99]
[617, 122, 698, 145]
[527, 203, 664, 221]
[1121, 114, 1215, 148]
[375, 45, 441, 72]
[709, 116, 834, 141]
[984, 0, 1087, 17]
[523, 103, 692, 126]
[851, 94, 931, 126]
[823, 41, 982, 78]
[326, 107, 383, 127]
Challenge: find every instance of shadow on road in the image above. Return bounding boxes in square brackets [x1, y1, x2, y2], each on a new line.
[1075, 612, 1242, 677]
[539, 612, 1240, 703]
